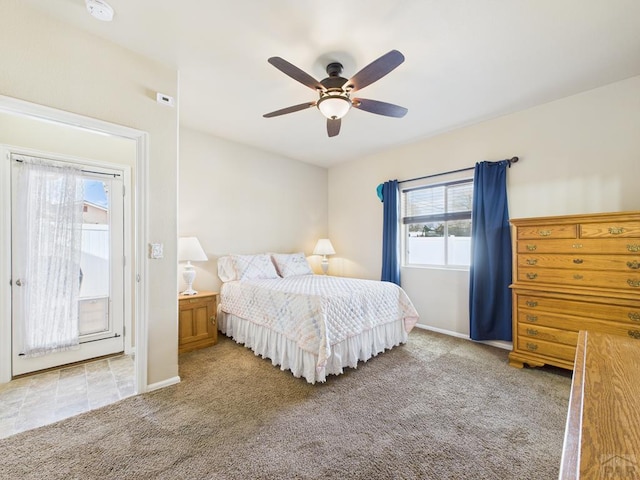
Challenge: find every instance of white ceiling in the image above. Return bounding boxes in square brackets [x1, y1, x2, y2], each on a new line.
[23, 0, 640, 167]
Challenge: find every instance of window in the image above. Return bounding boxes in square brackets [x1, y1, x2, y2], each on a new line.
[402, 179, 473, 267]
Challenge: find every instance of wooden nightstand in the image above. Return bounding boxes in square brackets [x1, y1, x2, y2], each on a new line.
[178, 291, 218, 354]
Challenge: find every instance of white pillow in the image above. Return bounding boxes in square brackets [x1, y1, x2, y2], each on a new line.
[231, 254, 279, 280]
[271, 252, 313, 277]
[217, 255, 237, 282]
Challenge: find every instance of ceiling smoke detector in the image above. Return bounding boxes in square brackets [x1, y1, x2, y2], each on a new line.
[86, 0, 114, 22]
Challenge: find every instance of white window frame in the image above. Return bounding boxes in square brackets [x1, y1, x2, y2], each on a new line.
[401, 177, 474, 270]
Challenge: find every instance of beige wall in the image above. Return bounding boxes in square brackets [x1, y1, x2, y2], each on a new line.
[179, 127, 329, 292]
[0, 1, 179, 386]
[329, 75, 640, 336]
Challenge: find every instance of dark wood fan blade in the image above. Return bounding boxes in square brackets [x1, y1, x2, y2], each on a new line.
[268, 57, 324, 91]
[345, 50, 405, 92]
[263, 102, 316, 118]
[327, 118, 341, 137]
[353, 98, 408, 118]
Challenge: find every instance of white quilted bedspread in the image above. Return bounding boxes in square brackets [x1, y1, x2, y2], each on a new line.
[220, 275, 419, 370]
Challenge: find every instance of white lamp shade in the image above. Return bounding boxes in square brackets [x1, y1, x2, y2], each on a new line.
[313, 238, 336, 256]
[317, 95, 351, 119]
[178, 237, 208, 262]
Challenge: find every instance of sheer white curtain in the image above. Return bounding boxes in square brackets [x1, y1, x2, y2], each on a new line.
[14, 156, 84, 357]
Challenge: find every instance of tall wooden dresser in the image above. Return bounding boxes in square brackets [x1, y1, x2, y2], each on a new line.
[509, 211, 640, 370]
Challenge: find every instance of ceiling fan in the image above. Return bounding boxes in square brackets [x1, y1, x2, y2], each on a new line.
[263, 50, 408, 137]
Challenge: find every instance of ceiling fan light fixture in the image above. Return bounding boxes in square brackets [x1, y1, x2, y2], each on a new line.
[263, 50, 406, 136]
[317, 93, 351, 120]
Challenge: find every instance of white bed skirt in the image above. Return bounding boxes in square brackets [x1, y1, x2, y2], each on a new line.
[218, 311, 409, 384]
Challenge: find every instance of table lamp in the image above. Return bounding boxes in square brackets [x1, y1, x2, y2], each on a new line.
[313, 238, 336, 275]
[178, 236, 208, 295]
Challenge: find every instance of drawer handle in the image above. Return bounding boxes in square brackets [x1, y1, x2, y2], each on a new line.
[609, 227, 625, 235]
[629, 312, 640, 322]
[572, 244, 583, 249]
[526, 258, 538, 265]
[627, 261, 640, 270]
[628, 244, 640, 252]
[573, 274, 584, 280]
[628, 330, 640, 340]
[526, 328, 539, 336]
[573, 258, 584, 264]
[526, 244, 537, 251]
[627, 279, 640, 288]
[526, 301, 538, 308]
[526, 273, 538, 280]
[526, 343, 538, 351]
[526, 314, 538, 322]
[538, 230, 551, 237]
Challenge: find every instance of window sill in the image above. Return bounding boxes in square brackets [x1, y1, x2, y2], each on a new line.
[402, 265, 470, 273]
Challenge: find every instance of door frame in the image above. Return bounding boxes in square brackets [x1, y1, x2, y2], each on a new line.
[0, 95, 149, 394]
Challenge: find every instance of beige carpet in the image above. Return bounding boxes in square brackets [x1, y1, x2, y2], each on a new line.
[0, 329, 571, 479]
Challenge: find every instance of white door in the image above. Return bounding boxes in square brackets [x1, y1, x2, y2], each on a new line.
[11, 154, 125, 376]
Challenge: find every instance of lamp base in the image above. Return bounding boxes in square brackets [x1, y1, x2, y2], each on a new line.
[320, 258, 329, 275]
[182, 263, 198, 295]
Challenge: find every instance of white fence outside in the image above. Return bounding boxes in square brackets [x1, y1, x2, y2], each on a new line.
[79, 224, 109, 299]
[406, 236, 471, 267]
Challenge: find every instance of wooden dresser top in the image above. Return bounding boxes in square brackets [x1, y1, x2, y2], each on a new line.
[560, 330, 640, 479]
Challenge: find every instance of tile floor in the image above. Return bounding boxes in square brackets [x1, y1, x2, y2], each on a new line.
[0, 355, 134, 439]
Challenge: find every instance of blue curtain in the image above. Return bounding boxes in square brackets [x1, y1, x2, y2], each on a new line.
[469, 161, 512, 341]
[381, 180, 400, 285]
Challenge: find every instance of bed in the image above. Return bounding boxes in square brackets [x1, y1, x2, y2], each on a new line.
[217, 252, 419, 383]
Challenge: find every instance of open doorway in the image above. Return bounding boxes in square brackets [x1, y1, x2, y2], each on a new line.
[0, 95, 149, 405]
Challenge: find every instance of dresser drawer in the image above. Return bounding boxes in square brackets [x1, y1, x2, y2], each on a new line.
[518, 309, 583, 330]
[580, 221, 640, 238]
[517, 309, 640, 339]
[516, 336, 576, 362]
[517, 224, 577, 240]
[517, 238, 640, 255]
[517, 268, 640, 290]
[517, 254, 640, 271]
[517, 294, 640, 324]
[517, 323, 578, 345]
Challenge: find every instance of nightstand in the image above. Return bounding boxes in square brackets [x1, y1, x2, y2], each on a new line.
[178, 291, 218, 354]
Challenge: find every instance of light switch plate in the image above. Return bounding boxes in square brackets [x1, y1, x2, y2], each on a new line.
[149, 243, 163, 259]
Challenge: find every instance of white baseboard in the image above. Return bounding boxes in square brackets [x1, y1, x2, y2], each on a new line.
[414, 324, 512, 350]
[415, 323, 468, 339]
[146, 375, 181, 392]
[478, 339, 512, 350]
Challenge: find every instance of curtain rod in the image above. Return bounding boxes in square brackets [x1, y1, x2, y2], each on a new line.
[13, 157, 121, 177]
[398, 156, 519, 184]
